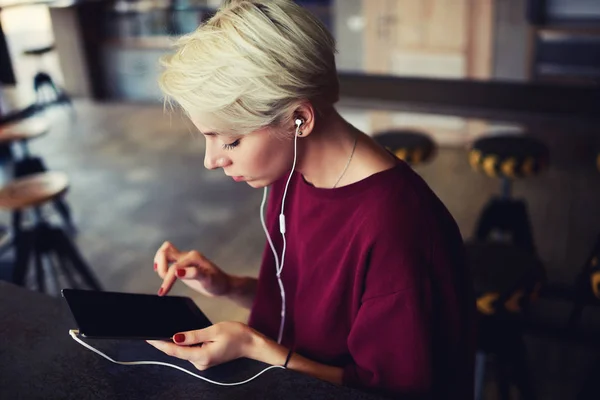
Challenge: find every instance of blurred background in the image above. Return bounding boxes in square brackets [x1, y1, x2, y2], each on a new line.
[0, 0, 599, 399]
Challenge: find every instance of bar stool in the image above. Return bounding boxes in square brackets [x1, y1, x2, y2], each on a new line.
[0, 117, 76, 233]
[0, 172, 101, 293]
[468, 133, 549, 253]
[467, 133, 549, 400]
[22, 45, 73, 112]
[372, 129, 436, 165]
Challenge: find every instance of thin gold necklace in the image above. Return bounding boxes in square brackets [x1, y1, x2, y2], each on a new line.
[332, 132, 358, 188]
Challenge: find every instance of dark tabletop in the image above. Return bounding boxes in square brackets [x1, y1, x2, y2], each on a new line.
[0, 281, 386, 400]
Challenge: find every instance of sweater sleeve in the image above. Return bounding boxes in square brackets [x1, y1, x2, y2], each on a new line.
[342, 287, 434, 398]
[342, 206, 436, 398]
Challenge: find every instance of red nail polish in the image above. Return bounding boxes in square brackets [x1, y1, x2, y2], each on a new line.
[173, 333, 185, 343]
[158, 288, 164, 296]
[176, 269, 185, 278]
[154, 263, 157, 270]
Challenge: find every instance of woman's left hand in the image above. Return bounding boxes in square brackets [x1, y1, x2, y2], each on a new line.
[147, 321, 256, 370]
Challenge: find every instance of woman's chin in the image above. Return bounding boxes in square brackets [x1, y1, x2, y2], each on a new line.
[245, 178, 275, 189]
[246, 179, 265, 189]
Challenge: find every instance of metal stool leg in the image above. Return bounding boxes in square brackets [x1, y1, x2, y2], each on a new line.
[52, 250, 78, 289]
[53, 197, 76, 234]
[496, 350, 511, 400]
[474, 351, 487, 400]
[511, 336, 536, 400]
[52, 226, 102, 290]
[11, 210, 32, 286]
[12, 232, 32, 286]
[32, 229, 45, 293]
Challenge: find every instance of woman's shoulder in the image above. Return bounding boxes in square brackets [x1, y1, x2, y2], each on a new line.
[365, 161, 441, 214]
[360, 162, 460, 241]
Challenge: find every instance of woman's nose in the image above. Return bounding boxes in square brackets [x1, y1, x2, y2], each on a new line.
[204, 148, 232, 170]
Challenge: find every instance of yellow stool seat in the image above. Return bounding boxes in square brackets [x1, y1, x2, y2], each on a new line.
[469, 134, 549, 178]
[373, 130, 435, 165]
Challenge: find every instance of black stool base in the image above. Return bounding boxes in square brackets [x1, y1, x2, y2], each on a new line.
[475, 196, 537, 254]
[476, 313, 536, 400]
[12, 219, 101, 294]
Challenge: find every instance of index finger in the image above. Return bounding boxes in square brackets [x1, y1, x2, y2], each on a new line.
[158, 250, 204, 296]
[158, 260, 178, 296]
[155, 241, 181, 279]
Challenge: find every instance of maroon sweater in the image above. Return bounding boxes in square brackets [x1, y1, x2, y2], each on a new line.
[248, 161, 475, 399]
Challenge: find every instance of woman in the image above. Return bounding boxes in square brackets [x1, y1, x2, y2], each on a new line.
[149, 0, 475, 398]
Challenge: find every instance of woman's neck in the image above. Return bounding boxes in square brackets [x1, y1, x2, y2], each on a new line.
[296, 109, 397, 189]
[295, 109, 353, 188]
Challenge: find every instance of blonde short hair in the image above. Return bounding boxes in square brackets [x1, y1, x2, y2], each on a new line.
[159, 0, 339, 135]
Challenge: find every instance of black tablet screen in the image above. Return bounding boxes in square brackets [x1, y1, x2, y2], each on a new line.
[62, 289, 212, 340]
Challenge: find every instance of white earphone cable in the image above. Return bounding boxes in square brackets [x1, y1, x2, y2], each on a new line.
[68, 330, 284, 386]
[260, 120, 301, 344]
[274, 123, 299, 344]
[260, 187, 280, 275]
[260, 185, 287, 345]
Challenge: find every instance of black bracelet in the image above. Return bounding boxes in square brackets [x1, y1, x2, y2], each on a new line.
[283, 349, 294, 369]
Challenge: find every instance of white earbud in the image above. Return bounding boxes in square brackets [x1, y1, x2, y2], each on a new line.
[295, 118, 303, 136]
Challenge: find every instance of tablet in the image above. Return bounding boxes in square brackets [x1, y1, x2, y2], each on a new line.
[62, 289, 212, 340]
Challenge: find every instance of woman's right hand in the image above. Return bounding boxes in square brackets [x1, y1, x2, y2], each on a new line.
[154, 241, 232, 298]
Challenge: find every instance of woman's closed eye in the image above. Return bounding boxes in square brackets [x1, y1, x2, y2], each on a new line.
[222, 139, 241, 150]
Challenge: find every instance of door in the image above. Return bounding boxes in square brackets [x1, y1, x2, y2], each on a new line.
[362, 0, 495, 144]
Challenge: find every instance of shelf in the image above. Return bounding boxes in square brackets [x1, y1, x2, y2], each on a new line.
[103, 36, 174, 50]
[532, 23, 600, 36]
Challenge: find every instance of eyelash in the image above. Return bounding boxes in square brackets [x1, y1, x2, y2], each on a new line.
[222, 139, 240, 150]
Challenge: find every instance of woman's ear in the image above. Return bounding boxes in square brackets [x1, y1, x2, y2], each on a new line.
[293, 103, 316, 137]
